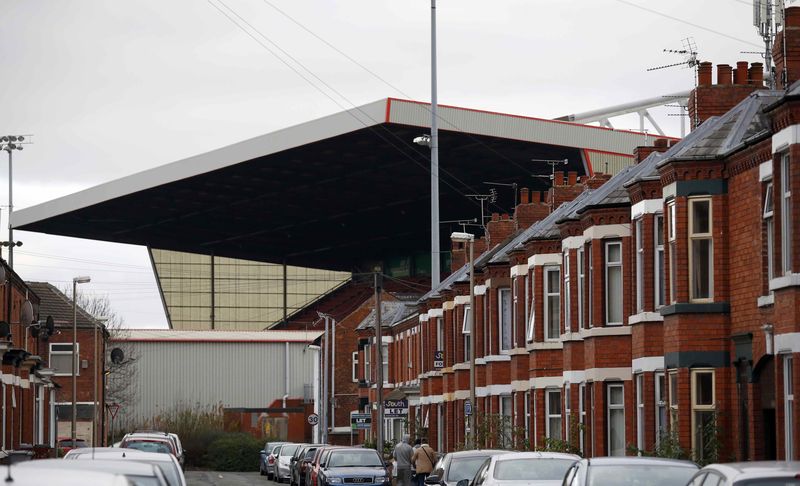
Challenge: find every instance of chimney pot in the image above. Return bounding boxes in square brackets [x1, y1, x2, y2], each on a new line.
[698, 61, 713, 85]
[735, 61, 749, 84]
[717, 64, 733, 85]
[749, 62, 764, 86]
[491, 213, 499, 222]
[501, 213, 509, 220]
[519, 187, 529, 204]
[567, 171, 577, 186]
[553, 171, 564, 186]
[655, 138, 669, 148]
[530, 190, 541, 202]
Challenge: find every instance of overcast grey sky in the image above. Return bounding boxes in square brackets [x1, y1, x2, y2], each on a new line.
[0, 0, 768, 328]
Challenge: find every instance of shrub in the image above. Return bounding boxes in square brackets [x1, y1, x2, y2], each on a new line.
[206, 433, 263, 472]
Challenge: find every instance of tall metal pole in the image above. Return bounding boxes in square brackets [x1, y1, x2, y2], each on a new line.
[7, 148, 12, 269]
[468, 239, 476, 448]
[430, 0, 440, 288]
[331, 317, 336, 432]
[71, 279, 77, 444]
[322, 316, 329, 444]
[374, 272, 384, 455]
[92, 317, 97, 446]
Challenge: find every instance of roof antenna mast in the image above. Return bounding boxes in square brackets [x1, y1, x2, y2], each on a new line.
[754, 0, 784, 89]
[648, 38, 700, 129]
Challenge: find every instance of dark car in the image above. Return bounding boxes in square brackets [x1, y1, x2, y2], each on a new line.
[289, 443, 309, 486]
[308, 446, 344, 486]
[317, 448, 389, 486]
[560, 456, 698, 486]
[426, 450, 509, 486]
[293, 443, 325, 486]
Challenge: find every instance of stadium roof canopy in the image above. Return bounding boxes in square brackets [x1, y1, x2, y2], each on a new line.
[14, 98, 660, 272]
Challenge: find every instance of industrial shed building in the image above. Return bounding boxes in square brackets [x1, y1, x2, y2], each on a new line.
[110, 329, 322, 438]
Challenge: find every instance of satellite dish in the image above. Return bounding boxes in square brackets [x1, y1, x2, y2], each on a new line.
[110, 348, 125, 364]
[45, 316, 55, 335]
[20, 300, 33, 325]
[0, 321, 9, 338]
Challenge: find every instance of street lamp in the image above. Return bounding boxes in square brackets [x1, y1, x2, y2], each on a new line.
[450, 231, 475, 448]
[93, 316, 109, 447]
[0, 135, 29, 269]
[71, 276, 90, 445]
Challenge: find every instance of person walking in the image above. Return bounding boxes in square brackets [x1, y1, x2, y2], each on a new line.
[393, 435, 414, 486]
[411, 439, 437, 486]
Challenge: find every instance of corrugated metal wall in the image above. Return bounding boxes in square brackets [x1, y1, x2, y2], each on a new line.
[115, 341, 317, 425]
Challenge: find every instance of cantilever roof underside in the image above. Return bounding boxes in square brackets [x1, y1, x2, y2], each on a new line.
[14, 98, 655, 271]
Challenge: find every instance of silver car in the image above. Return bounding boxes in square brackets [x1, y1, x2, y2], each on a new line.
[3, 466, 130, 486]
[686, 461, 800, 485]
[470, 452, 580, 486]
[65, 447, 187, 486]
[277, 443, 301, 483]
[16, 457, 168, 486]
[561, 456, 698, 486]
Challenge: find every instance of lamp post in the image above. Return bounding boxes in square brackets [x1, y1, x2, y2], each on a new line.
[450, 232, 475, 448]
[0, 135, 28, 269]
[71, 276, 90, 445]
[93, 316, 108, 447]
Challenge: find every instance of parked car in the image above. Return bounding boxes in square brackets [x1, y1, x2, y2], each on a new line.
[308, 446, 345, 486]
[468, 452, 580, 486]
[266, 443, 288, 479]
[1, 466, 130, 486]
[64, 447, 187, 486]
[120, 433, 178, 457]
[277, 443, 302, 483]
[686, 461, 800, 485]
[261, 442, 286, 478]
[317, 447, 389, 486]
[293, 443, 324, 486]
[57, 437, 88, 455]
[426, 450, 510, 486]
[561, 457, 698, 486]
[16, 457, 169, 486]
[127, 431, 185, 467]
[290, 443, 310, 486]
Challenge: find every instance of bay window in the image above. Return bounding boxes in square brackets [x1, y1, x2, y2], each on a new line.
[564, 251, 572, 332]
[689, 198, 713, 302]
[636, 219, 644, 313]
[655, 214, 665, 308]
[546, 389, 562, 440]
[636, 374, 645, 452]
[668, 201, 677, 304]
[588, 244, 594, 327]
[364, 344, 371, 383]
[352, 351, 359, 382]
[605, 241, 623, 325]
[765, 182, 775, 284]
[782, 153, 792, 275]
[579, 383, 586, 453]
[578, 248, 585, 329]
[669, 371, 678, 431]
[785, 355, 794, 460]
[691, 369, 715, 463]
[463, 306, 471, 362]
[655, 372, 667, 446]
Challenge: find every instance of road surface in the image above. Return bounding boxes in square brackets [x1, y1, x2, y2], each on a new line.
[185, 471, 267, 486]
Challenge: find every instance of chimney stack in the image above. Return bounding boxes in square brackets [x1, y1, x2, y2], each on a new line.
[698, 62, 713, 85]
[689, 59, 764, 128]
[735, 61, 749, 84]
[717, 64, 732, 85]
[774, 6, 800, 90]
[749, 62, 764, 86]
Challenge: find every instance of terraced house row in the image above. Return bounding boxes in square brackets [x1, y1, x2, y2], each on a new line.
[352, 5, 800, 463]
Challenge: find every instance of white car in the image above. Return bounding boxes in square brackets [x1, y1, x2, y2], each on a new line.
[470, 452, 580, 486]
[686, 461, 800, 485]
[2, 466, 130, 486]
[16, 457, 168, 486]
[277, 443, 301, 483]
[65, 447, 187, 486]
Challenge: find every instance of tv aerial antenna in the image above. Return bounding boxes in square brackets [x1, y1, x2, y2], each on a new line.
[465, 188, 497, 229]
[647, 38, 700, 129]
[441, 218, 480, 233]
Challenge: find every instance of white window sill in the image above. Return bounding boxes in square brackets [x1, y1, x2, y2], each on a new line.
[475, 358, 486, 365]
[579, 326, 632, 338]
[770, 273, 800, 291]
[452, 363, 470, 371]
[628, 312, 665, 325]
[484, 354, 512, 362]
[561, 331, 584, 342]
[508, 347, 528, 356]
[528, 341, 564, 350]
[758, 294, 775, 307]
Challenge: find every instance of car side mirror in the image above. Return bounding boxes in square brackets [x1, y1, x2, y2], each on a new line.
[456, 480, 470, 486]
[260, 450, 266, 455]
[425, 475, 440, 485]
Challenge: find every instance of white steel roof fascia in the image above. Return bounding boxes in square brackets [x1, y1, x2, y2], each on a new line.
[111, 329, 324, 343]
[13, 99, 388, 228]
[387, 99, 654, 155]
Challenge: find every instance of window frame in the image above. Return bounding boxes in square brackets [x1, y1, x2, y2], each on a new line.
[564, 250, 572, 333]
[636, 373, 645, 453]
[499, 394, 513, 447]
[382, 343, 389, 384]
[526, 269, 536, 342]
[690, 369, 716, 463]
[524, 390, 531, 442]
[655, 214, 665, 309]
[49, 343, 79, 377]
[577, 247, 585, 329]
[436, 317, 444, 352]
[524, 273, 530, 340]
[655, 371, 667, 447]
[785, 354, 794, 460]
[512, 277, 519, 348]
[544, 266, 561, 341]
[782, 152, 792, 275]
[635, 218, 644, 313]
[352, 351, 359, 383]
[668, 201, 677, 304]
[607, 382, 626, 456]
[688, 197, 714, 302]
[564, 382, 571, 446]
[498, 288, 513, 352]
[605, 240, 623, 326]
[578, 382, 586, 454]
[463, 305, 472, 362]
[364, 344, 371, 383]
[545, 388, 563, 440]
[765, 182, 775, 284]
[669, 371, 678, 432]
[588, 243, 594, 328]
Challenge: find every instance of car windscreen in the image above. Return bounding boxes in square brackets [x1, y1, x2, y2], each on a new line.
[125, 441, 172, 455]
[151, 462, 181, 486]
[305, 449, 318, 460]
[125, 475, 162, 486]
[281, 445, 300, 456]
[493, 459, 576, 481]
[587, 465, 696, 486]
[446, 457, 492, 482]
[327, 450, 383, 468]
[737, 480, 800, 486]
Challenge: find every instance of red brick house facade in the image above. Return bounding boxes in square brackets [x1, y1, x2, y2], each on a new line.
[344, 8, 800, 463]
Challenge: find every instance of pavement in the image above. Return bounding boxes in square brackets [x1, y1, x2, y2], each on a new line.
[185, 470, 269, 486]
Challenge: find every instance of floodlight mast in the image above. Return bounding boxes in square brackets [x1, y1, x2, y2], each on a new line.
[430, 0, 440, 288]
[0, 135, 30, 269]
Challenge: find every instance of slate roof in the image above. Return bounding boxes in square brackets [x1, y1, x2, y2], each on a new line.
[26, 282, 105, 330]
[356, 293, 421, 330]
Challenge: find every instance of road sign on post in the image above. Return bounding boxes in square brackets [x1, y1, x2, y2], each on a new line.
[351, 413, 372, 430]
[464, 400, 472, 416]
[433, 351, 444, 369]
[308, 413, 320, 426]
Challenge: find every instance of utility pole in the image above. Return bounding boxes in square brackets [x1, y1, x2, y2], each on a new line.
[374, 272, 384, 455]
[430, 0, 440, 288]
[322, 315, 329, 444]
